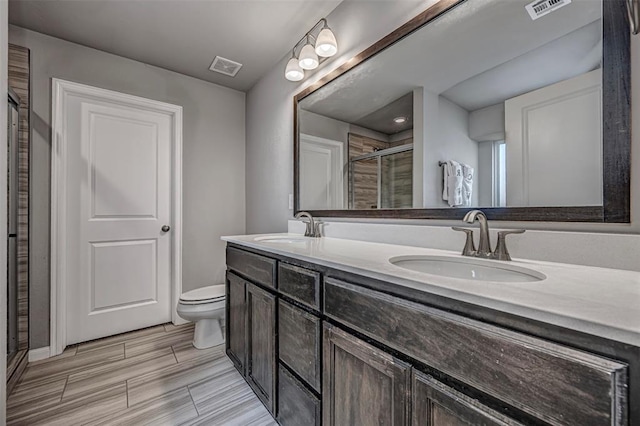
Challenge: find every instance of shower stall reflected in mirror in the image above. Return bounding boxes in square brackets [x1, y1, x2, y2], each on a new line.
[350, 144, 413, 209]
[7, 43, 31, 396]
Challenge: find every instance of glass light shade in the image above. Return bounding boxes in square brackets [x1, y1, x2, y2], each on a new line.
[298, 43, 319, 70]
[315, 28, 338, 57]
[285, 57, 304, 81]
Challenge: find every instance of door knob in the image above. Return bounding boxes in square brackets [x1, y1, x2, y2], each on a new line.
[161, 225, 171, 232]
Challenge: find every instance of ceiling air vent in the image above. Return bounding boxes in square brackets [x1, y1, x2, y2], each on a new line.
[525, 0, 571, 21]
[209, 56, 243, 77]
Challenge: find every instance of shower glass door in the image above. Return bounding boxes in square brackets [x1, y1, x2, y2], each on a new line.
[350, 145, 413, 209]
[380, 149, 413, 209]
[7, 92, 20, 364]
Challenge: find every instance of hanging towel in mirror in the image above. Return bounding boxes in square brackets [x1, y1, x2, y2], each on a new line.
[461, 163, 474, 207]
[442, 160, 463, 207]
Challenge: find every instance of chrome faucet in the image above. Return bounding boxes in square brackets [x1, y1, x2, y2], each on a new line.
[295, 211, 321, 238]
[463, 210, 492, 257]
[452, 210, 524, 261]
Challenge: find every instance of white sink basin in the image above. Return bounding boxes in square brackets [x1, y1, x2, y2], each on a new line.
[254, 236, 309, 244]
[389, 255, 545, 283]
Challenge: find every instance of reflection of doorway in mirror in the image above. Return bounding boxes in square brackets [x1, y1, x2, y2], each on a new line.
[477, 140, 506, 208]
[505, 69, 602, 207]
[493, 142, 506, 208]
[299, 134, 344, 210]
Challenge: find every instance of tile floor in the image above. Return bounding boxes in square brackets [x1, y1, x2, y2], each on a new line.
[7, 323, 277, 426]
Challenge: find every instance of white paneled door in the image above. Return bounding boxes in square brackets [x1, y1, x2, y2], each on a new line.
[52, 80, 182, 349]
[299, 134, 344, 210]
[505, 69, 602, 207]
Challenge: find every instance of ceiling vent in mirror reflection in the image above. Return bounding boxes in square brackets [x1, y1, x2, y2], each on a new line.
[526, 0, 571, 21]
[209, 56, 243, 77]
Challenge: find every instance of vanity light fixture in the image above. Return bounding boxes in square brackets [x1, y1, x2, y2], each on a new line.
[299, 37, 320, 70]
[285, 52, 304, 82]
[284, 18, 338, 81]
[315, 21, 338, 57]
[394, 116, 408, 124]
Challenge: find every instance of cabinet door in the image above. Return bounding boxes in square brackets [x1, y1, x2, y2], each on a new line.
[323, 323, 411, 426]
[246, 282, 277, 414]
[225, 272, 246, 375]
[412, 371, 523, 426]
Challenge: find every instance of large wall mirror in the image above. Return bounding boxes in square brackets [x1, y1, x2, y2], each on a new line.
[294, 0, 630, 222]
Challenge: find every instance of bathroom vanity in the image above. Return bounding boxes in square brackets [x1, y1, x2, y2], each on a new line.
[225, 0, 638, 422]
[223, 235, 639, 426]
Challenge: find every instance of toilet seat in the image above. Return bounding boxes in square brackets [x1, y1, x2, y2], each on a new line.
[179, 285, 225, 305]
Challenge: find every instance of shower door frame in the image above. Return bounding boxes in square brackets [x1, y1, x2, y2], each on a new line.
[7, 89, 20, 367]
[349, 144, 413, 209]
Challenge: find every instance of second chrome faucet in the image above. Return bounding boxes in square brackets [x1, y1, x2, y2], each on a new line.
[453, 210, 524, 261]
[295, 211, 322, 238]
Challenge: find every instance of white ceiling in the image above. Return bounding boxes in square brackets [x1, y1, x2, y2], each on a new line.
[8, 0, 343, 91]
[300, 0, 602, 121]
[442, 19, 602, 111]
[353, 92, 413, 135]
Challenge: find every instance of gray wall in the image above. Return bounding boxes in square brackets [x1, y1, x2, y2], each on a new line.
[9, 26, 246, 349]
[422, 95, 479, 208]
[246, 1, 640, 235]
[299, 110, 349, 145]
[246, 0, 433, 233]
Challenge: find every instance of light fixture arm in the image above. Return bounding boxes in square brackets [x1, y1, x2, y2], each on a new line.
[628, 0, 639, 35]
[291, 18, 330, 55]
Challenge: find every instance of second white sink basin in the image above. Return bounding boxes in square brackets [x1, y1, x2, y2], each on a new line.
[389, 255, 545, 282]
[254, 236, 309, 244]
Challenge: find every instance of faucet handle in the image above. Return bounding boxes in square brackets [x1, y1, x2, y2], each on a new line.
[452, 227, 476, 256]
[494, 229, 525, 261]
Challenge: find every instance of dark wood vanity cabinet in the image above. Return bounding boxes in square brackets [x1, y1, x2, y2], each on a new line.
[412, 371, 523, 426]
[226, 244, 633, 426]
[278, 364, 321, 426]
[323, 278, 628, 426]
[225, 272, 247, 375]
[323, 323, 411, 426]
[224, 268, 278, 415]
[246, 282, 277, 414]
[278, 299, 321, 392]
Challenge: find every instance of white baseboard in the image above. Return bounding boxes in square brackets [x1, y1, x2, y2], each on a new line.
[28, 346, 52, 362]
[173, 317, 189, 326]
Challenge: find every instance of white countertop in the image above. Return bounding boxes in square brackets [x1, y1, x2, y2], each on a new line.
[222, 233, 640, 346]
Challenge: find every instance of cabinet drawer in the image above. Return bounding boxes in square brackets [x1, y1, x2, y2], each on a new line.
[278, 300, 321, 392]
[324, 278, 628, 426]
[226, 247, 276, 289]
[277, 364, 321, 426]
[278, 263, 320, 309]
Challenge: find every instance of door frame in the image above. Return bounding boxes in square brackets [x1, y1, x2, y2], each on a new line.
[50, 78, 183, 357]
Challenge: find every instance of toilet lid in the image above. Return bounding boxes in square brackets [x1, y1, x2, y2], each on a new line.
[180, 284, 225, 302]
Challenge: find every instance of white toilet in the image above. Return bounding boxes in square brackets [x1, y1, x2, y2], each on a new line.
[177, 284, 226, 349]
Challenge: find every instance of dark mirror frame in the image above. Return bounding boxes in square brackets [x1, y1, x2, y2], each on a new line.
[294, 0, 631, 222]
